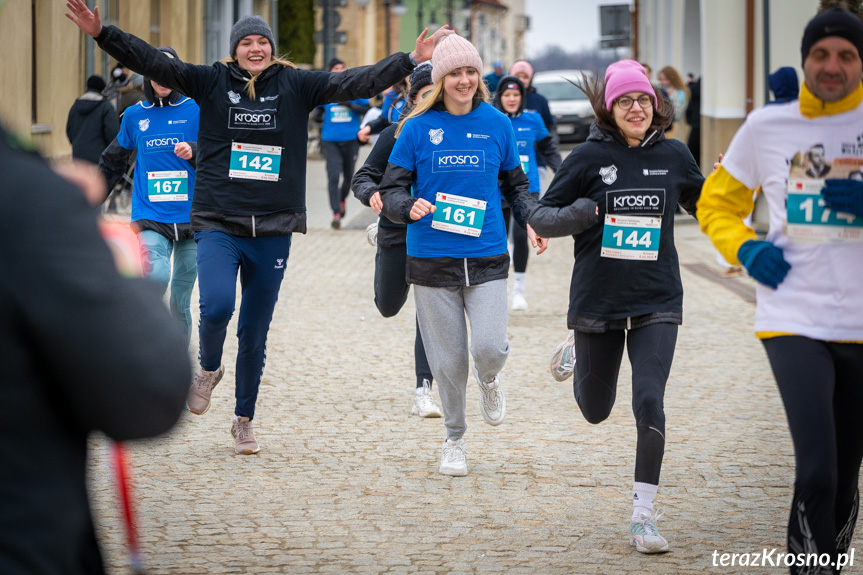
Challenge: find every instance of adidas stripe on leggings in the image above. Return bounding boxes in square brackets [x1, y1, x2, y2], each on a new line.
[573, 322, 678, 486]
[762, 336, 863, 574]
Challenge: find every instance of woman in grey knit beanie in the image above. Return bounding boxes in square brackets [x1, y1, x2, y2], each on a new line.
[67, 0, 455, 456]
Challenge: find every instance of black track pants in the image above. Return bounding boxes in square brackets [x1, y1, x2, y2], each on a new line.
[762, 336, 863, 574]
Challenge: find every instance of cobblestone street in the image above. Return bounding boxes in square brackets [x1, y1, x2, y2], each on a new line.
[85, 153, 861, 574]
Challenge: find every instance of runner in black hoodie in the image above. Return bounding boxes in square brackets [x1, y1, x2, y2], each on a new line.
[529, 60, 703, 554]
[66, 0, 452, 455]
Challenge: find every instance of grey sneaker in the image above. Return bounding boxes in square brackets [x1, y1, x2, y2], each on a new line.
[439, 438, 468, 476]
[187, 365, 224, 415]
[366, 221, 378, 247]
[550, 330, 576, 382]
[473, 365, 506, 426]
[231, 415, 260, 455]
[411, 379, 442, 418]
[630, 511, 669, 553]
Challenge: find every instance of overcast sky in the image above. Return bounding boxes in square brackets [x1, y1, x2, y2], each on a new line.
[524, 0, 633, 57]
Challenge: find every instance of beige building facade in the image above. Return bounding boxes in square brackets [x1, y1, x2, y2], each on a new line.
[313, 0, 528, 74]
[0, 0, 275, 160]
[635, 0, 821, 171]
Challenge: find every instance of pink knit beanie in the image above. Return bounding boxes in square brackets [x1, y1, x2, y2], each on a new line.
[604, 60, 656, 111]
[509, 60, 534, 79]
[431, 34, 483, 85]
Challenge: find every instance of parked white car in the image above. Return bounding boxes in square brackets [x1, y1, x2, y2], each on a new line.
[531, 70, 595, 143]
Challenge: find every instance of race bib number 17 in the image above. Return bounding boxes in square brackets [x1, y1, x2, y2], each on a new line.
[786, 179, 863, 243]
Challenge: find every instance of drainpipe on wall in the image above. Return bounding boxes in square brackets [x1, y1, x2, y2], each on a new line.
[746, 0, 754, 114]
[763, 0, 771, 104]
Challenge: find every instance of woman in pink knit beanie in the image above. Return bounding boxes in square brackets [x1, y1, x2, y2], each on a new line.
[528, 59, 704, 555]
[378, 34, 547, 479]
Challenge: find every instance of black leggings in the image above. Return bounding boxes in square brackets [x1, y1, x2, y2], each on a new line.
[321, 140, 359, 215]
[373, 239, 432, 387]
[762, 337, 863, 573]
[574, 323, 678, 485]
[502, 207, 529, 273]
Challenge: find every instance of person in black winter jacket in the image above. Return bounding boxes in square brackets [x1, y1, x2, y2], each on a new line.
[351, 62, 442, 420]
[529, 60, 703, 554]
[0, 120, 191, 575]
[66, 0, 453, 455]
[66, 74, 119, 164]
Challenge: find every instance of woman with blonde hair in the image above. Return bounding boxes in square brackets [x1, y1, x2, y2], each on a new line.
[658, 65, 689, 140]
[66, 0, 451, 455]
[379, 34, 546, 476]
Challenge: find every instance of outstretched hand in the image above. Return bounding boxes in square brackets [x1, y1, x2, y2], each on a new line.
[65, 0, 103, 37]
[412, 25, 455, 63]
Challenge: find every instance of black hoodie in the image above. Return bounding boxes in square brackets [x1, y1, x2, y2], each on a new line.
[95, 24, 415, 236]
[65, 90, 119, 164]
[529, 123, 703, 330]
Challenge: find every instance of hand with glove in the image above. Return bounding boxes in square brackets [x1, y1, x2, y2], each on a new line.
[737, 240, 791, 289]
[822, 178, 863, 218]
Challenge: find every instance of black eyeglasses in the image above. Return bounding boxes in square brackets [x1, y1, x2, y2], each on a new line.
[615, 95, 652, 110]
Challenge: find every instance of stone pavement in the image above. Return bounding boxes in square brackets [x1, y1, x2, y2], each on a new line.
[86, 154, 863, 574]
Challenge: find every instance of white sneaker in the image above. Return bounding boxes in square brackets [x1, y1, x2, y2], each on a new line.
[473, 365, 506, 426]
[366, 222, 378, 247]
[439, 438, 468, 476]
[550, 330, 576, 382]
[511, 292, 528, 311]
[630, 511, 669, 553]
[412, 379, 442, 418]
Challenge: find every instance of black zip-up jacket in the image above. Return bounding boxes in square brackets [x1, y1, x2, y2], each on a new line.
[65, 93, 119, 164]
[378, 101, 538, 287]
[351, 123, 407, 248]
[95, 25, 416, 236]
[529, 123, 703, 331]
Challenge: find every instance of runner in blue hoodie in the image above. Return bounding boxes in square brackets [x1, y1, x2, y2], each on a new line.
[493, 75, 561, 311]
[99, 46, 200, 346]
[313, 58, 370, 229]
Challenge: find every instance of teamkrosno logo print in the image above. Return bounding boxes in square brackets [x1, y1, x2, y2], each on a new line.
[429, 128, 444, 145]
[600, 164, 618, 185]
[138, 118, 150, 132]
[227, 90, 241, 105]
[432, 150, 485, 173]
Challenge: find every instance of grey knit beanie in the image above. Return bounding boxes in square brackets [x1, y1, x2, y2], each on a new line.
[431, 34, 483, 85]
[229, 15, 277, 58]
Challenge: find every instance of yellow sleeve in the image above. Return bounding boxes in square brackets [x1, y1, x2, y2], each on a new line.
[697, 166, 759, 265]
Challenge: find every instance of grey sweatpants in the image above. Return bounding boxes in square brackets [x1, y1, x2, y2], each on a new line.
[413, 279, 510, 440]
